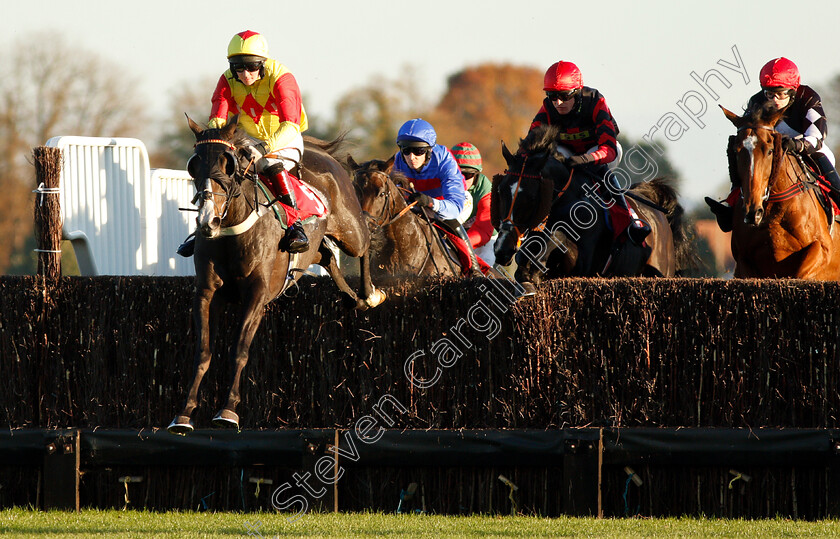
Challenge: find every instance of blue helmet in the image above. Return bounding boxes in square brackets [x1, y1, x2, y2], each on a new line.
[396, 118, 437, 148]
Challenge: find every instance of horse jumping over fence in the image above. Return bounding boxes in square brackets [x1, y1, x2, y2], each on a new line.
[167, 116, 384, 434]
[492, 126, 692, 294]
[721, 105, 840, 279]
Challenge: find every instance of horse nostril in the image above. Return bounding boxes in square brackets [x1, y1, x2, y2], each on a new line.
[211, 217, 221, 228]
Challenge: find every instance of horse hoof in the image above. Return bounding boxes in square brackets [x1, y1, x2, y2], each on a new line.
[212, 409, 240, 429]
[364, 288, 386, 309]
[516, 282, 537, 299]
[167, 416, 194, 435]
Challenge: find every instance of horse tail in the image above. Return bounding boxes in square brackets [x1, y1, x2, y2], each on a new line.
[630, 178, 697, 274]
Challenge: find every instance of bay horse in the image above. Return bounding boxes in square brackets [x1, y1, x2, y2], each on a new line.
[348, 155, 464, 279]
[167, 115, 385, 434]
[492, 126, 691, 294]
[721, 105, 840, 279]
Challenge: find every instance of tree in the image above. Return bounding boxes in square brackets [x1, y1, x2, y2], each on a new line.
[426, 63, 545, 177]
[329, 65, 432, 161]
[151, 76, 218, 169]
[0, 32, 149, 274]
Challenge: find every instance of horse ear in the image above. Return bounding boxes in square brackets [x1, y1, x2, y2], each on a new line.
[347, 155, 360, 170]
[221, 114, 239, 138]
[720, 105, 744, 128]
[186, 114, 204, 136]
[501, 141, 514, 165]
[384, 155, 395, 173]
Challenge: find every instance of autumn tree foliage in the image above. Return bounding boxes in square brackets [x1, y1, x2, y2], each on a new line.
[427, 63, 545, 177]
[0, 33, 148, 274]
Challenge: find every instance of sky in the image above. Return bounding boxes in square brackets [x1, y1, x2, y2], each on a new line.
[6, 0, 840, 208]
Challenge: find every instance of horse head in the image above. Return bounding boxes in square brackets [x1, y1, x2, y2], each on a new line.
[721, 104, 787, 227]
[348, 155, 401, 228]
[186, 114, 252, 239]
[492, 127, 568, 265]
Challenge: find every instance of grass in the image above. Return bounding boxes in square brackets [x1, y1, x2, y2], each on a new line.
[2, 509, 840, 538]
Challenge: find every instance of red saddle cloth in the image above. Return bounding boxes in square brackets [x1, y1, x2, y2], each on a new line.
[259, 172, 328, 226]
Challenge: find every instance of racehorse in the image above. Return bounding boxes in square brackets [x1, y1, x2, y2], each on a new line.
[721, 104, 840, 279]
[348, 155, 464, 279]
[492, 126, 691, 294]
[168, 115, 385, 434]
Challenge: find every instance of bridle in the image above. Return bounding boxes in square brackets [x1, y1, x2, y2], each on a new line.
[501, 151, 575, 234]
[359, 170, 417, 229]
[735, 125, 813, 203]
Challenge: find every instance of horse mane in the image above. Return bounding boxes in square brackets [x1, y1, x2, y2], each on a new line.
[518, 125, 561, 154]
[630, 178, 696, 273]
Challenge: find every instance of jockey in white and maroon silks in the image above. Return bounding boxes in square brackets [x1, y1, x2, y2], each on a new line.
[707, 57, 840, 232]
[178, 30, 310, 256]
[393, 118, 486, 276]
[530, 60, 650, 246]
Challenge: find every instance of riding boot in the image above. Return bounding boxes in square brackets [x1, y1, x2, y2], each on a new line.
[444, 219, 485, 277]
[266, 162, 310, 254]
[704, 196, 734, 233]
[177, 232, 195, 257]
[814, 153, 840, 210]
[612, 191, 651, 245]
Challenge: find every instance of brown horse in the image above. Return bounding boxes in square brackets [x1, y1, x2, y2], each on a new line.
[492, 126, 691, 294]
[348, 155, 464, 279]
[168, 116, 384, 434]
[722, 105, 840, 279]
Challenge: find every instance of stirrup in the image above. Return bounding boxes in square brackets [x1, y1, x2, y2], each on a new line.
[704, 197, 733, 233]
[284, 222, 309, 254]
[627, 220, 651, 246]
[177, 234, 195, 257]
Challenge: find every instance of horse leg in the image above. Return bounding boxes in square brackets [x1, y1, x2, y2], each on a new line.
[212, 284, 270, 429]
[786, 241, 828, 279]
[168, 285, 217, 435]
[326, 209, 384, 309]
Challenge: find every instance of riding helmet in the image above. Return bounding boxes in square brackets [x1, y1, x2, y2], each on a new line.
[451, 142, 482, 172]
[396, 118, 436, 148]
[759, 57, 800, 90]
[543, 61, 583, 91]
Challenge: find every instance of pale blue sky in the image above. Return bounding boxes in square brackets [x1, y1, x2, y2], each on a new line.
[5, 0, 840, 206]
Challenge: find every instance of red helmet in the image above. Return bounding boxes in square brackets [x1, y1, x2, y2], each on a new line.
[759, 57, 800, 90]
[543, 61, 583, 91]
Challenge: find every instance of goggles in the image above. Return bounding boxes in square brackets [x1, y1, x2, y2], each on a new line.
[230, 61, 264, 73]
[547, 89, 579, 102]
[764, 88, 793, 100]
[400, 146, 430, 157]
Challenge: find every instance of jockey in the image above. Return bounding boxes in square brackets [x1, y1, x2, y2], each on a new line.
[393, 119, 485, 277]
[178, 30, 309, 256]
[706, 57, 840, 231]
[451, 142, 498, 266]
[530, 60, 650, 246]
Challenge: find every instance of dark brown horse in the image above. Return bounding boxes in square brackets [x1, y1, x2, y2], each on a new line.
[348, 155, 463, 278]
[167, 116, 385, 434]
[722, 105, 840, 279]
[492, 126, 691, 294]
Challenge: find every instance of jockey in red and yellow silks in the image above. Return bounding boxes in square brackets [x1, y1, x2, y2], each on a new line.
[176, 30, 311, 257]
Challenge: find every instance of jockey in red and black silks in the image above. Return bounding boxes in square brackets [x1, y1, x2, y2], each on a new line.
[530, 61, 650, 245]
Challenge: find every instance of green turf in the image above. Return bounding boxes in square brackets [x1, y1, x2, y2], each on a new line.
[2, 509, 840, 538]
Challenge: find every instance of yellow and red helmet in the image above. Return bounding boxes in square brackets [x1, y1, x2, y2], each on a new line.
[227, 30, 269, 59]
[759, 57, 800, 90]
[543, 61, 583, 92]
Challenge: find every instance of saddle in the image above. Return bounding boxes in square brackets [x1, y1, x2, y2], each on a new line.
[255, 169, 328, 228]
[796, 154, 838, 226]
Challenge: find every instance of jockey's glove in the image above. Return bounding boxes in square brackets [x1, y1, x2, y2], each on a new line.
[408, 192, 436, 209]
[781, 136, 805, 154]
[246, 141, 270, 161]
[564, 153, 596, 167]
